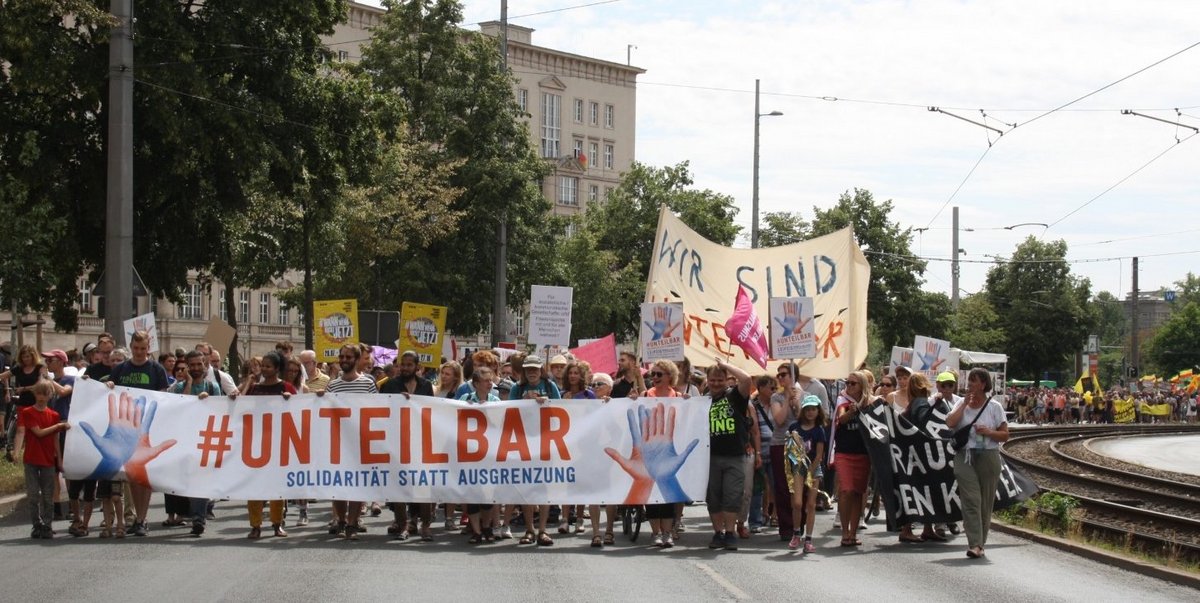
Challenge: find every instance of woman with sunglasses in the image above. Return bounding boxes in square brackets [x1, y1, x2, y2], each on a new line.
[768, 365, 801, 542]
[831, 370, 872, 547]
[634, 360, 686, 548]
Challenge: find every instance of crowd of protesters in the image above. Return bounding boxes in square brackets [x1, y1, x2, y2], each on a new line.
[1008, 385, 1198, 425]
[2, 335, 1025, 559]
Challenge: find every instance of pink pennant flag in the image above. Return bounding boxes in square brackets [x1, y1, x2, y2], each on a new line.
[723, 285, 770, 368]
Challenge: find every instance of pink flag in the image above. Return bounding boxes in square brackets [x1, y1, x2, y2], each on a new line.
[570, 333, 618, 375]
[723, 285, 770, 368]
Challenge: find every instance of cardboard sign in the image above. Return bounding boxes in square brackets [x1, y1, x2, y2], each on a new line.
[122, 312, 160, 354]
[529, 285, 573, 347]
[313, 299, 359, 361]
[639, 302, 685, 362]
[399, 302, 448, 368]
[769, 297, 816, 359]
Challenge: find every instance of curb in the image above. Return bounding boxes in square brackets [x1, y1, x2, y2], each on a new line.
[0, 492, 25, 518]
[992, 520, 1200, 590]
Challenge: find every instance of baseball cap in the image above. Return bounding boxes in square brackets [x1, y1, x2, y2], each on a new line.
[549, 354, 568, 366]
[522, 355, 544, 369]
[936, 371, 958, 383]
[801, 395, 822, 408]
[41, 349, 68, 364]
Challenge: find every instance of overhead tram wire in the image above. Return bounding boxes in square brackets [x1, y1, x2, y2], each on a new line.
[1045, 131, 1199, 229]
[864, 248, 1200, 266]
[1016, 39, 1200, 130]
[507, 0, 624, 19]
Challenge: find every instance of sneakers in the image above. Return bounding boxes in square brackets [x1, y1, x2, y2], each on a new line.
[190, 524, 205, 537]
[296, 510, 309, 527]
[708, 532, 726, 549]
[131, 521, 148, 537]
[803, 539, 815, 554]
[344, 524, 359, 540]
[272, 523, 288, 537]
[652, 533, 664, 547]
[499, 525, 513, 539]
[329, 520, 346, 536]
[750, 524, 765, 534]
[724, 533, 739, 551]
[662, 535, 674, 548]
[788, 534, 801, 550]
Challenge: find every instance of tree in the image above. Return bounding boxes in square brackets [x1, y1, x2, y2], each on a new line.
[1166, 272, 1200, 309]
[1143, 301, 1200, 375]
[359, 0, 551, 335]
[947, 294, 1006, 353]
[808, 188, 931, 350]
[574, 161, 742, 341]
[757, 211, 810, 248]
[0, 1, 113, 329]
[984, 236, 1097, 379]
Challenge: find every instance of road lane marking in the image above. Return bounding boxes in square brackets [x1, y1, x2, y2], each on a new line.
[693, 561, 750, 600]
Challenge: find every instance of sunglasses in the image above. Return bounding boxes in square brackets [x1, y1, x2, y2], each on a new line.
[650, 371, 665, 378]
[881, 381, 895, 387]
[776, 373, 790, 379]
[590, 382, 607, 388]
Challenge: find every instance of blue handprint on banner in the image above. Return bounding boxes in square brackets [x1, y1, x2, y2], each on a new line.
[605, 402, 699, 503]
[644, 305, 681, 341]
[80, 391, 176, 486]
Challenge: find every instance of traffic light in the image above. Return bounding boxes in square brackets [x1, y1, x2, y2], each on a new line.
[1128, 365, 1137, 377]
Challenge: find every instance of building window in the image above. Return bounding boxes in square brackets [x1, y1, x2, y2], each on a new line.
[605, 104, 614, 128]
[540, 92, 561, 158]
[238, 290, 250, 324]
[589, 185, 599, 203]
[558, 176, 578, 206]
[588, 142, 598, 168]
[565, 222, 578, 238]
[573, 138, 584, 160]
[604, 143, 614, 169]
[604, 186, 613, 202]
[517, 89, 528, 113]
[589, 102, 599, 126]
[515, 315, 525, 336]
[573, 98, 584, 123]
[218, 288, 227, 321]
[278, 300, 290, 326]
[259, 292, 270, 325]
[178, 283, 202, 320]
[337, 50, 349, 61]
[80, 279, 93, 314]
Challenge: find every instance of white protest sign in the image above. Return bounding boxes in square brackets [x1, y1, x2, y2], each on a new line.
[529, 285, 573, 347]
[890, 346, 913, 372]
[639, 302, 685, 362]
[769, 297, 816, 359]
[122, 312, 159, 354]
[913, 335, 952, 378]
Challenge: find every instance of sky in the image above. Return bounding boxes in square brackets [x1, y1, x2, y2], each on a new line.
[377, 0, 1200, 300]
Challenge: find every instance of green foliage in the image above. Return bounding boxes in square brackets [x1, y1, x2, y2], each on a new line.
[572, 161, 741, 341]
[809, 189, 930, 350]
[0, 1, 114, 329]
[1166, 272, 1200, 309]
[984, 237, 1097, 379]
[1144, 301, 1200, 375]
[758, 211, 810, 247]
[1030, 491, 1080, 519]
[358, 0, 551, 334]
[948, 294, 1006, 352]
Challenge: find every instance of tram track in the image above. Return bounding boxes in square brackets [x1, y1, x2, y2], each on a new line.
[1001, 424, 1200, 562]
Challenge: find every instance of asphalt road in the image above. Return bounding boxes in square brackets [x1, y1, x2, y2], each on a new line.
[0, 499, 1194, 602]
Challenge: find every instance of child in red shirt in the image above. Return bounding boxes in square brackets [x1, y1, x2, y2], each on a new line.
[14, 380, 71, 538]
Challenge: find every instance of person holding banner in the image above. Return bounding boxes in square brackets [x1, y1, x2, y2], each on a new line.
[611, 352, 645, 399]
[832, 370, 872, 547]
[321, 344, 378, 540]
[705, 357, 752, 551]
[558, 361, 595, 536]
[509, 355, 561, 546]
[635, 359, 684, 548]
[460, 369, 502, 544]
[946, 368, 1009, 559]
[168, 351, 221, 537]
[242, 351, 295, 539]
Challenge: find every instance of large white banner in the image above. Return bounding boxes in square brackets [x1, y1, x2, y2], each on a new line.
[646, 207, 870, 379]
[63, 379, 710, 505]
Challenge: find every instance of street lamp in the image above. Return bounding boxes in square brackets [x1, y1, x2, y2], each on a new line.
[752, 78, 782, 249]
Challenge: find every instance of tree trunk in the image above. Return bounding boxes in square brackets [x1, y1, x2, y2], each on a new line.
[302, 200, 314, 350]
[222, 272, 241, 383]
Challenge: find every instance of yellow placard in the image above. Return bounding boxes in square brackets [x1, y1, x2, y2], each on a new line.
[1113, 399, 1135, 423]
[1142, 403, 1172, 416]
[399, 302, 447, 368]
[313, 299, 359, 361]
